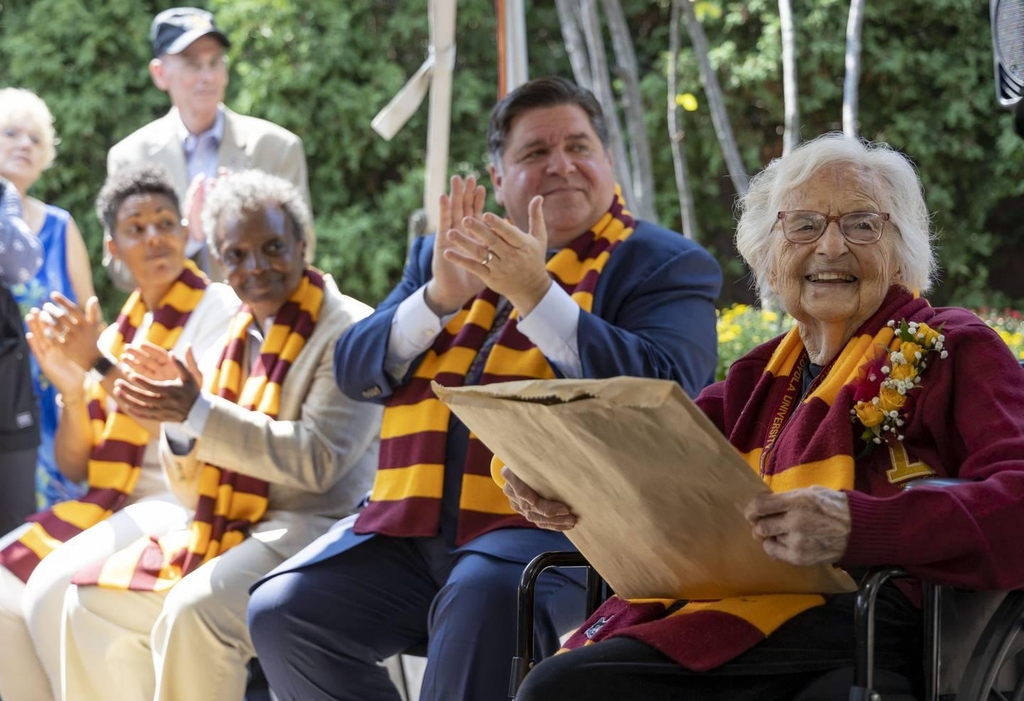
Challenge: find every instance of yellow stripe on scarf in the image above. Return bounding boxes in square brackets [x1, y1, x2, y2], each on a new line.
[381, 399, 450, 439]
[414, 347, 482, 379]
[17, 526, 63, 560]
[765, 456, 856, 492]
[668, 595, 824, 636]
[460, 474, 519, 514]
[370, 463, 446, 500]
[483, 346, 557, 380]
[50, 501, 109, 529]
[810, 330, 894, 407]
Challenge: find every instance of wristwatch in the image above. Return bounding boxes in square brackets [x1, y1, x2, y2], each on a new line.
[88, 354, 117, 383]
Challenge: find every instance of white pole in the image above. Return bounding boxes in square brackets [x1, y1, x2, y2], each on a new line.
[843, 0, 865, 138]
[504, 0, 529, 93]
[424, 0, 458, 231]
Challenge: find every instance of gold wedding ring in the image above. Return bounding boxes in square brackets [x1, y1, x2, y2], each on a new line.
[480, 249, 494, 266]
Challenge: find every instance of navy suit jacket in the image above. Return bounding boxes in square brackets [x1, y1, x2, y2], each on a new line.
[269, 220, 722, 573]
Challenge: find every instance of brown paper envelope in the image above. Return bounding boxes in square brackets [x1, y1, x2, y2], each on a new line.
[434, 377, 857, 599]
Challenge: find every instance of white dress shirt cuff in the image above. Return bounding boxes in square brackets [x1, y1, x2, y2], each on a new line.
[386, 285, 458, 370]
[163, 392, 213, 455]
[516, 283, 583, 378]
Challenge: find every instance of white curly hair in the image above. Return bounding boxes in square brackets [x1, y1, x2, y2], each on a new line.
[201, 169, 313, 256]
[734, 133, 937, 302]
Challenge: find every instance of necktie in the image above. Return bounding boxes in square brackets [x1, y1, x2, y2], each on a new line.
[463, 297, 512, 385]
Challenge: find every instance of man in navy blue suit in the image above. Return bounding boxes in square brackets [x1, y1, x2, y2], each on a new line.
[247, 76, 722, 701]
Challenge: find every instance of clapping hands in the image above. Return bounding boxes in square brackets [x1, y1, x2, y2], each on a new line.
[114, 342, 204, 424]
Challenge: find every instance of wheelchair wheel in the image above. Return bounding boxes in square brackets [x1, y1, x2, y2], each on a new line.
[955, 591, 1024, 701]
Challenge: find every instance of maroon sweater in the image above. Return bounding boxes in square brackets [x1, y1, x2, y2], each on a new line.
[699, 297, 1024, 591]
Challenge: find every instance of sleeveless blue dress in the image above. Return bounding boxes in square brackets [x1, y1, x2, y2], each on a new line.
[10, 205, 87, 508]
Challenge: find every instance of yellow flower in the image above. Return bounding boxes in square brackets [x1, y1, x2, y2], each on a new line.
[916, 323, 941, 347]
[899, 341, 923, 360]
[878, 386, 907, 413]
[718, 323, 741, 344]
[855, 402, 886, 427]
[889, 363, 917, 382]
[675, 93, 699, 112]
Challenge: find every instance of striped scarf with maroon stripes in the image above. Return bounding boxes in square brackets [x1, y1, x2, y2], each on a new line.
[356, 189, 635, 545]
[0, 262, 208, 582]
[72, 268, 326, 591]
[561, 287, 931, 670]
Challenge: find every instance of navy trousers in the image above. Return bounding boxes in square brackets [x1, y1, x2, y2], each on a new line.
[248, 533, 586, 701]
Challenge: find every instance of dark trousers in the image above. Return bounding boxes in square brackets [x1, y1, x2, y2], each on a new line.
[248, 533, 586, 701]
[0, 448, 36, 533]
[516, 585, 922, 701]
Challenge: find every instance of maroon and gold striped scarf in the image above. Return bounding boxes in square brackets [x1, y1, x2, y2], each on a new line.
[563, 287, 931, 670]
[356, 190, 635, 545]
[73, 269, 326, 591]
[0, 261, 208, 582]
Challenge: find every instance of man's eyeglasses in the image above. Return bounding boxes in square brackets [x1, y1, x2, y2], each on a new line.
[776, 210, 890, 245]
[172, 55, 230, 76]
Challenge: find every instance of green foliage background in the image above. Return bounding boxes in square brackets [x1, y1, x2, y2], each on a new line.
[1, 0, 1022, 316]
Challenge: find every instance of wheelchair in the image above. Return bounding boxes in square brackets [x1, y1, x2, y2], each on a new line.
[510, 481, 1024, 700]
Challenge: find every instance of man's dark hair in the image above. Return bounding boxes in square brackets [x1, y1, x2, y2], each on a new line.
[95, 165, 180, 237]
[486, 76, 609, 167]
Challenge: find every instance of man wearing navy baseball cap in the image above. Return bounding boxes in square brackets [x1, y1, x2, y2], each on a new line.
[149, 6, 231, 57]
[105, 6, 312, 289]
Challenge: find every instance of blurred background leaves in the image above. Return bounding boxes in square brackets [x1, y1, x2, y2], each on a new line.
[2, 0, 1021, 320]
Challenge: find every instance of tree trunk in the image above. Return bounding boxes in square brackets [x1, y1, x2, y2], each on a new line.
[681, 0, 748, 196]
[843, 0, 865, 137]
[667, 0, 698, 240]
[577, 0, 635, 200]
[778, 0, 800, 155]
[555, 0, 593, 90]
[600, 0, 657, 222]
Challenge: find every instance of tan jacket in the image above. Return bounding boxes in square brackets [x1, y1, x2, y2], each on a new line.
[105, 106, 313, 288]
[158, 276, 380, 560]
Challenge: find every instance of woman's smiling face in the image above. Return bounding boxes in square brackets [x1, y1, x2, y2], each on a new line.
[108, 193, 187, 294]
[770, 162, 901, 333]
[0, 118, 48, 191]
[215, 202, 306, 323]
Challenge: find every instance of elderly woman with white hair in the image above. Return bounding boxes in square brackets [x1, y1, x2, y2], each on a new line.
[1, 87, 96, 509]
[505, 133, 1024, 701]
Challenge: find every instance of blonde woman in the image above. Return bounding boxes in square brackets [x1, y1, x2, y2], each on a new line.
[0, 87, 95, 507]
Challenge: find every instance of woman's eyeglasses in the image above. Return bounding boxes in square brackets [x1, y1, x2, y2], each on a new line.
[776, 210, 890, 245]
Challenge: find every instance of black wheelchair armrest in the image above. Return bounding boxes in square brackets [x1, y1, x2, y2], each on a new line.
[850, 478, 971, 700]
[851, 567, 917, 701]
[511, 551, 606, 699]
[852, 479, 974, 700]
